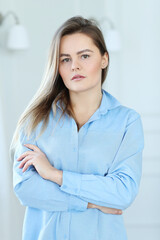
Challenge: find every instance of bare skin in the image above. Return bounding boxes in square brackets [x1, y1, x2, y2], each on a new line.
[17, 144, 122, 215]
[88, 203, 122, 215]
[58, 33, 108, 128]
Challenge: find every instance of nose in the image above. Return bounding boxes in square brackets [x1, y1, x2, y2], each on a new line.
[71, 59, 81, 71]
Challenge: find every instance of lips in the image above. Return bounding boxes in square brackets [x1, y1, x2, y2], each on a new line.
[71, 75, 85, 80]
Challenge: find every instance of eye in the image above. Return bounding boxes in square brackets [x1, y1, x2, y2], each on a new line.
[61, 58, 70, 63]
[81, 54, 90, 59]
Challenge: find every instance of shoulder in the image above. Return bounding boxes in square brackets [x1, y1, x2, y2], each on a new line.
[116, 105, 141, 124]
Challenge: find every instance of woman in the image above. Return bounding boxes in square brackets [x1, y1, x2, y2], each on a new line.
[10, 16, 144, 240]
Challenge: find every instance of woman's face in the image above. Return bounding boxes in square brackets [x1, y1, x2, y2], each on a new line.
[58, 33, 108, 94]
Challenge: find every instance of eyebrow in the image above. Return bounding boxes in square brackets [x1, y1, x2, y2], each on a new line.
[60, 49, 93, 57]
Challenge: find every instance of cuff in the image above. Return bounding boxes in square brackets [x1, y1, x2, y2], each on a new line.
[68, 194, 88, 212]
[60, 170, 82, 195]
[60, 170, 88, 212]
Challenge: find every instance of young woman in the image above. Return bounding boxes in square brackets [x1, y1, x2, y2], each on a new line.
[10, 16, 144, 240]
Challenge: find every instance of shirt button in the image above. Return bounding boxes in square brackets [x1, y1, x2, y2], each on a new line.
[73, 147, 77, 152]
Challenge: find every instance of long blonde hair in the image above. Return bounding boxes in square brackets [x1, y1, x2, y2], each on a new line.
[10, 15, 110, 155]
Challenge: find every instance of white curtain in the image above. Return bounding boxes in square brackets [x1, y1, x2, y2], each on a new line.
[0, 100, 10, 240]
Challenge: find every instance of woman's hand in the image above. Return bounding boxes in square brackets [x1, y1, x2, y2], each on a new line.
[87, 202, 122, 215]
[98, 205, 122, 215]
[17, 144, 58, 181]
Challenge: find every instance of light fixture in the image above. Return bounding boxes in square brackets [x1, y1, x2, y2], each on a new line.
[0, 11, 29, 50]
[99, 17, 121, 52]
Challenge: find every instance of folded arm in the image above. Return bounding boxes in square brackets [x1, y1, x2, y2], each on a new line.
[60, 113, 144, 210]
[13, 134, 121, 214]
[13, 129, 88, 212]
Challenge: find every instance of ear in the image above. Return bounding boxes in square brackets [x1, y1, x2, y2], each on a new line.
[101, 52, 109, 69]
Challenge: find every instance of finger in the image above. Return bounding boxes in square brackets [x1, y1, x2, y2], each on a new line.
[112, 209, 122, 215]
[17, 151, 34, 161]
[24, 144, 41, 152]
[107, 208, 122, 215]
[19, 156, 33, 169]
[99, 207, 122, 215]
[22, 160, 33, 172]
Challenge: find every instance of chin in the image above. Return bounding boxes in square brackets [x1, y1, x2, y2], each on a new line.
[69, 86, 96, 94]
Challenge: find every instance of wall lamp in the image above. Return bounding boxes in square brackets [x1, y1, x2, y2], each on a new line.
[0, 11, 29, 50]
[99, 17, 121, 52]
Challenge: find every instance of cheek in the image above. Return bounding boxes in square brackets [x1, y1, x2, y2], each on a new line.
[58, 66, 70, 88]
[88, 61, 102, 76]
[58, 66, 64, 78]
[59, 66, 68, 81]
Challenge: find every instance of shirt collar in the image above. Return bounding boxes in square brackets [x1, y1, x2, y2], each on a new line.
[53, 88, 121, 115]
[99, 89, 121, 115]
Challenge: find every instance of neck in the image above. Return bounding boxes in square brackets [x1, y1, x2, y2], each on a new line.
[69, 87, 103, 115]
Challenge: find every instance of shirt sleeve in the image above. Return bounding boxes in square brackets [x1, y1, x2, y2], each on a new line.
[60, 112, 144, 210]
[12, 128, 88, 212]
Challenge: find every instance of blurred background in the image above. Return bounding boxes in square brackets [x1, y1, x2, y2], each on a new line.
[0, 0, 160, 239]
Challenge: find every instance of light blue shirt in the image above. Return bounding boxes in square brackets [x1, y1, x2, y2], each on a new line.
[13, 89, 144, 240]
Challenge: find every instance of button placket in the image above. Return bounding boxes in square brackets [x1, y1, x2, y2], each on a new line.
[60, 212, 71, 240]
[71, 118, 79, 152]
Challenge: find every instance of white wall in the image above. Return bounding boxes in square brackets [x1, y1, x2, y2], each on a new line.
[0, 0, 160, 239]
[105, 1, 160, 239]
[120, 1, 160, 239]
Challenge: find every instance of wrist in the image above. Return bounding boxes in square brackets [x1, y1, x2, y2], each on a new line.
[87, 203, 97, 209]
[47, 168, 63, 186]
[56, 170, 63, 186]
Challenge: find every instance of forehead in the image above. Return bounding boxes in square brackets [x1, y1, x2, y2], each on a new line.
[59, 33, 97, 52]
